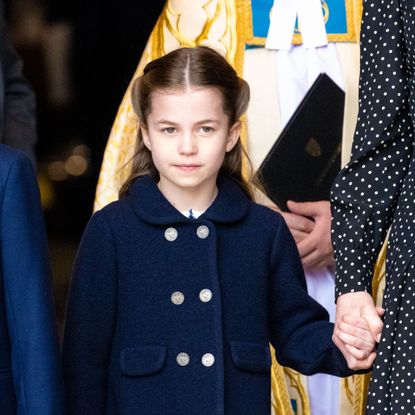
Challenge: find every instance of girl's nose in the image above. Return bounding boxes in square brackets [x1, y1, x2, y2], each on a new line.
[178, 133, 197, 155]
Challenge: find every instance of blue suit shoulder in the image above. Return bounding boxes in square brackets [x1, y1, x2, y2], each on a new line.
[0, 143, 32, 171]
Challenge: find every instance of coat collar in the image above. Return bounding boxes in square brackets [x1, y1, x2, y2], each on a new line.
[128, 176, 250, 225]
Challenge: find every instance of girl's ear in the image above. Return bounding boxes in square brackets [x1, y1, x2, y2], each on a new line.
[225, 121, 241, 152]
[141, 125, 152, 151]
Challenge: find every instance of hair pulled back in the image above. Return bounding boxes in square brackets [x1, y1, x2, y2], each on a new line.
[119, 46, 254, 199]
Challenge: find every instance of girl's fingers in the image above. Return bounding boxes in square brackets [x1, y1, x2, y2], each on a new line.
[342, 314, 371, 330]
[338, 321, 374, 345]
[335, 328, 373, 352]
[342, 314, 384, 344]
[344, 343, 369, 360]
[338, 320, 375, 345]
[344, 346, 377, 370]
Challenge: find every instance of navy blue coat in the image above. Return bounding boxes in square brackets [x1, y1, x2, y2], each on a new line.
[64, 176, 353, 415]
[0, 145, 64, 414]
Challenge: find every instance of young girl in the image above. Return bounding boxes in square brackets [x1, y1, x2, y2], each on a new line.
[63, 46, 378, 415]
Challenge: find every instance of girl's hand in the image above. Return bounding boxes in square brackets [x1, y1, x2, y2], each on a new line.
[333, 308, 384, 370]
[335, 291, 384, 344]
[336, 315, 377, 358]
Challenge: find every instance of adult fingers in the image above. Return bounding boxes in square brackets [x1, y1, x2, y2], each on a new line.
[303, 250, 335, 269]
[290, 229, 309, 244]
[362, 305, 384, 342]
[296, 236, 316, 259]
[280, 211, 314, 233]
[376, 306, 385, 317]
[300, 250, 322, 269]
[286, 200, 328, 218]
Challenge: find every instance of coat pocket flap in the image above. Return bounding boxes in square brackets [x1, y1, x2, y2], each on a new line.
[120, 346, 167, 376]
[230, 341, 271, 373]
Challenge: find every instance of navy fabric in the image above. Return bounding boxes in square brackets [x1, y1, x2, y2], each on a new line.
[0, 144, 64, 414]
[64, 175, 354, 415]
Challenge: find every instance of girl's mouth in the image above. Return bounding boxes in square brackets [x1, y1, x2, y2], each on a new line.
[175, 164, 201, 171]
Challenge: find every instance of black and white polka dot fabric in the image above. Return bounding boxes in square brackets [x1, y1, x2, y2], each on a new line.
[331, 0, 415, 413]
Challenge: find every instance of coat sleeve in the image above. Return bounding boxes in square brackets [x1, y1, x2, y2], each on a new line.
[268, 217, 353, 377]
[63, 209, 117, 415]
[331, 0, 413, 297]
[0, 15, 36, 165]
[1, 151, 64, 414]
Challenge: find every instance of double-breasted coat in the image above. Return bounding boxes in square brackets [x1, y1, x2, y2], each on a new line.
[64, 176, 353, 415]
[331, 0, 415, 413]
[0, 145, 64, 414]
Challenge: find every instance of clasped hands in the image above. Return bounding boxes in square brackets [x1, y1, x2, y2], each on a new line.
[278, 200, 384, 370]
[333, 291, 384, 371]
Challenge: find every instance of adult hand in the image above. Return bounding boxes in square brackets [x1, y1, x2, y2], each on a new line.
[284, 200, 334, 269]
[280, 209, 314, 245]
[259, 197, 313, 245]
[333, 291, 384, 369]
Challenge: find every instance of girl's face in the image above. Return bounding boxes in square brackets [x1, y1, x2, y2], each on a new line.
[141, 86, 240, 201]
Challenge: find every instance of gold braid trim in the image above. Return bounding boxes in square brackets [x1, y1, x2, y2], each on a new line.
[247, 0, 359, 46]
[355, 0, 363, 38]
[372, 240, 387, 302]
[352, 374, 371, 415]
[283, 367, 311, 415]
[270, 347, 294, 415]
[343, 376, 354, 406]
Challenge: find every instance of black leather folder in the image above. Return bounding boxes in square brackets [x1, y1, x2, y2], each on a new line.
[255, 73, 345, 211]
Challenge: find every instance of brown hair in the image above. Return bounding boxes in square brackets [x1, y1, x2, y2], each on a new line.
[119, 46, 256, 199]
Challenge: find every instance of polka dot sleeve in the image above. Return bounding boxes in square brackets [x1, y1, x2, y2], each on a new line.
[331, 0, 414, 298]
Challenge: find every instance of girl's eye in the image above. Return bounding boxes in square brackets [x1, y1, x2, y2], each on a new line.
[163, 127, 176, 135]
[198, 126, 213, 135]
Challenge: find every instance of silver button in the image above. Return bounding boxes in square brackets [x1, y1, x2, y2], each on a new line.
[164, 227, 178, 241]
[196, 225, 209, 239]
[201, 353, 215, 367]
[199, 289, 212, 303]
[171, 291, 185, 305]
[176, 352, 190, 366]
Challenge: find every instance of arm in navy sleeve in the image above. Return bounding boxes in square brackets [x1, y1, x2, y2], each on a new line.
[268, 215, 355, 377]
[1, 151, 64, 414]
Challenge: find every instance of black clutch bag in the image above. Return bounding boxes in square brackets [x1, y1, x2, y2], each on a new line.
[255, 73, 345, 211]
